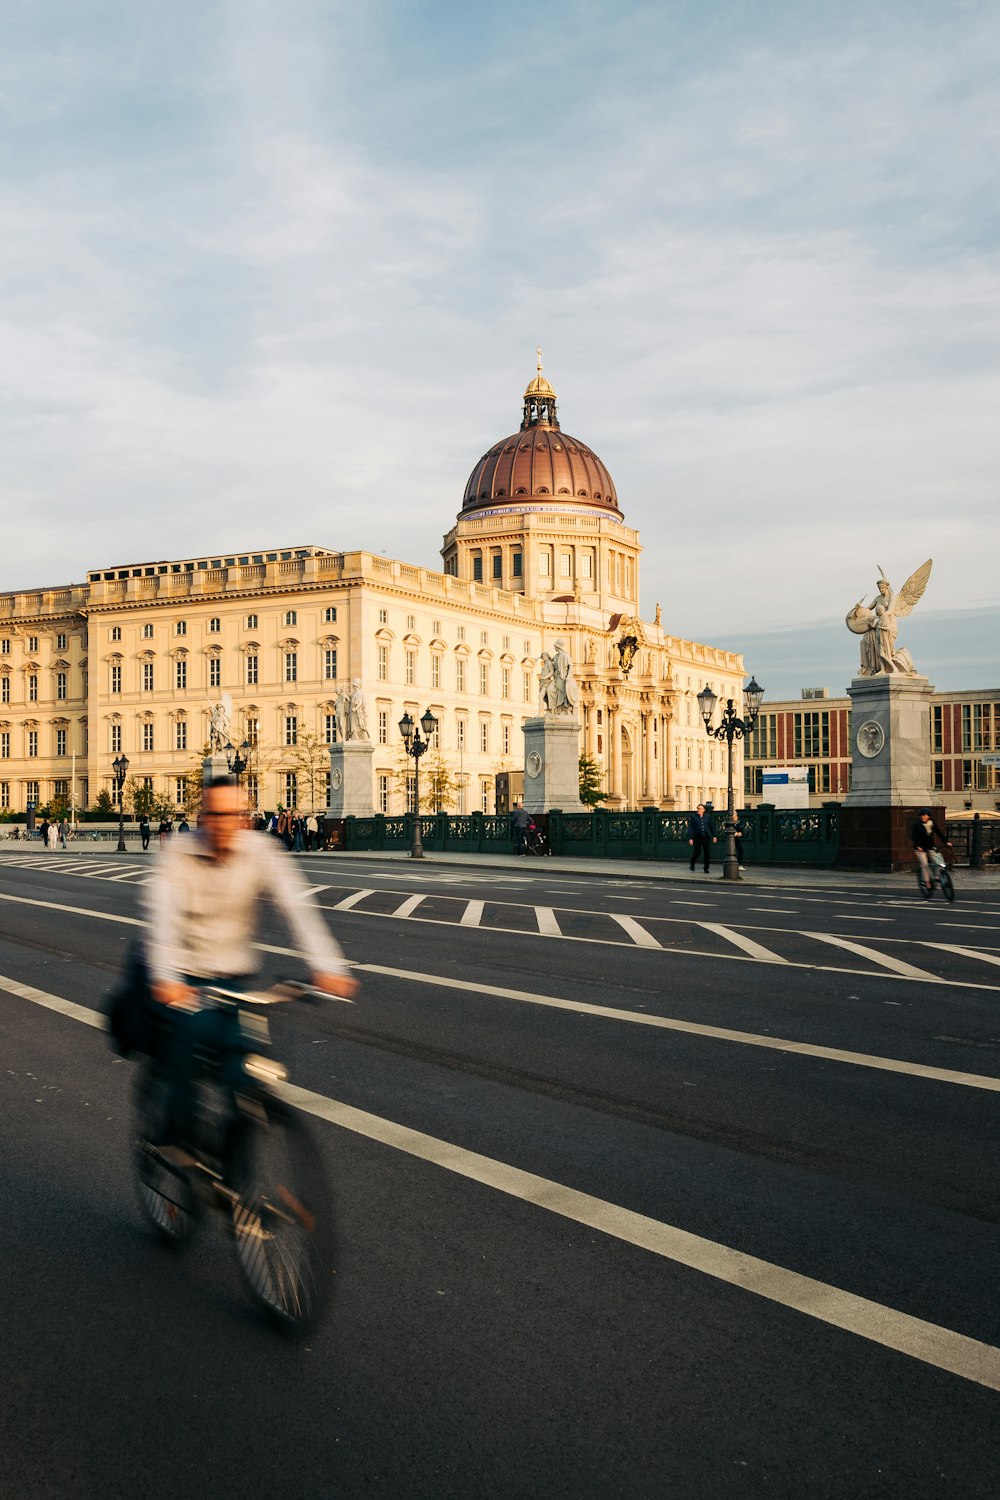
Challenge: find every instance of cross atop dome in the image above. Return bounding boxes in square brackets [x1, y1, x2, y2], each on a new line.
[522, 348, 558, 428]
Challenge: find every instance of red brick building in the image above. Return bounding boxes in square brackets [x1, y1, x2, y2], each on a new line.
[744, 688, 1000, 812]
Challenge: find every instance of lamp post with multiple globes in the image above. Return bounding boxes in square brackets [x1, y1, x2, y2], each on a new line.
[112, 752, 130, 853]
[697, 676, 764, 881]
[399, 708, 439, 859]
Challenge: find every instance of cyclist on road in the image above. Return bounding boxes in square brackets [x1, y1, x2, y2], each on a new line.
[144, 775, 357, 1148]
[911, 808, 952, 893]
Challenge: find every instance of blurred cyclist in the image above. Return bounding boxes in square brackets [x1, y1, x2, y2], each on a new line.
[911, 807, 951, 893]
[144, 776, 357, 1148]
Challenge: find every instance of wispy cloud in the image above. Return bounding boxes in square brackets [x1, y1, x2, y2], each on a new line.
[1, 0, 997, 673]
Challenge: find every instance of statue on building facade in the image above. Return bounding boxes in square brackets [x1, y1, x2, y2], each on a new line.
[846, 559, 932, 676]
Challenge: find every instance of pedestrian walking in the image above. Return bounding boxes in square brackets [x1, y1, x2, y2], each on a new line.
[139, 815, 151, 851]
[59, 817, 68, 849]
[511, 801, 531, 855]
[687, 803, 717, 873]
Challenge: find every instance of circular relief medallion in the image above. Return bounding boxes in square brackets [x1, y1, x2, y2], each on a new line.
[526, 751, 543, 779]
[856, 720, 885, 758]
[330, 768, 344, 791]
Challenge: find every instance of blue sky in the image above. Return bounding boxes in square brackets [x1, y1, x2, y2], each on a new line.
[2, 1, 997, 692]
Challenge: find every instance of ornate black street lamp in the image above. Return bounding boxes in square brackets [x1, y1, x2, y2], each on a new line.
[225, 739, 250, 780]
[697, 676, 764, 881]
[112, 751, 129, 853]
[399, 707, 438, 859]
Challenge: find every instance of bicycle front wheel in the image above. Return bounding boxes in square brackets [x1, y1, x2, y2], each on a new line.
[230, 1100, 334, 1331]
[133, 1062, 198, 1246]
[939, 868, 955, 902]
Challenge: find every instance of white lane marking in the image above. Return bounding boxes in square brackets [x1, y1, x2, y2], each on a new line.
[609, 914, 661, 949]
[832, 916, 891, 923]
[4, 889, 1000, 1006]
[333, 889, 374, 911]
[922, 943, 1000, 971]
[942, 924, 1000, 932]
[0, 973, 106, 1030]
[4, 970, 1000, 1396]
[460, 900, 485, 928]
[281, 1082, 1000, 1395]
[299, 884, 331, 899]
[0, 892, 142, 926]
[393, 894, 426, 919]
[803, 932, 938, 981]
[698, 922, 789, 964]
[747, 907, 797, 914]
[106, 870, 145, 882]
[672, 901, 716, 906]
[535, 907, 562, 938]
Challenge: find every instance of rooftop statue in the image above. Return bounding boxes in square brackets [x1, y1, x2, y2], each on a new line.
[846, 559, 932, 676]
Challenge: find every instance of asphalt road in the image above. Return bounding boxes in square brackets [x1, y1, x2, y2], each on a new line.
[2, 848, 1000, 1499]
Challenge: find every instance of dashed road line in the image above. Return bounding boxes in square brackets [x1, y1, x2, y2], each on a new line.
[535, 906, 562, 938]
[333, 889, 374, 911]
[804, 932, 939, 982]
[393, 894, 426, 919]
[698, 922, 789, 964]
[609, 914, 661, 949]
[461, 900, 485, 928]
[922, 943, 1000, 971]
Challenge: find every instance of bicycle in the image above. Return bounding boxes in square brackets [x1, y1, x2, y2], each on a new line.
[916, 847, 955, 903]
[523, 822, 551, 856]
[133, 981, 334, 1332]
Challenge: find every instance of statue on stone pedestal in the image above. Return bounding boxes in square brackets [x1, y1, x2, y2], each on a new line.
[335, 679, 370, 742]
[550, 638, 578, 713]
[208, 692, 233, 752]
[846, 559, 932, 676]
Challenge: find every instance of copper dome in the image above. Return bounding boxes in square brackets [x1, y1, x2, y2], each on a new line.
[461, 357, 620, 517]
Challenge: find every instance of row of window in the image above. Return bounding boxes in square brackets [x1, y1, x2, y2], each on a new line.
[106, 607, 338, 643]
[932, 703, 1000, 754]
[377, 646, 530, 700]
[1, 633, 70, 654]
[0, 673, 71, 704]
[106, 649, 339, 695]
[748, 711, 841, 761]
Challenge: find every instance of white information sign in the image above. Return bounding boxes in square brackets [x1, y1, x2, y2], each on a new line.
[980, 751, 1000, 768]
[761, 766, 810, 808]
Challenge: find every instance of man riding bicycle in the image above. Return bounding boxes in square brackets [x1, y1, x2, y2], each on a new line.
[911, 808, 952, 893]
[144, 776, 357, 1150]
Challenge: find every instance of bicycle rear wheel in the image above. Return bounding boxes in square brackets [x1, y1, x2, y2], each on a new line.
[230, 1100, 334, 1331]
[133, 1062, 198, 1246]
[939, 868, 955, 902]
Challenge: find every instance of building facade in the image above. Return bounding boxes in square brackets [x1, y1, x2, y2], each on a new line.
[744, 688, 1000, 813]
[0, 364, 745, 819]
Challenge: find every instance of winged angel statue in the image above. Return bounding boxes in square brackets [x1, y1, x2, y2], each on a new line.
[845, 560, 932, 676]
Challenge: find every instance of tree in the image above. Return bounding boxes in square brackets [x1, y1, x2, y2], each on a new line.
[93, 788, 115, 815]
[390, 745, 458, 813]
[579, 753, 606, 807]
[123, 776, 157, 821]
[282, 730, 330, 814]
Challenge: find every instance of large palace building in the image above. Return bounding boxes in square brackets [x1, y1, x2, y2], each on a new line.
[0, 361, 745, 819]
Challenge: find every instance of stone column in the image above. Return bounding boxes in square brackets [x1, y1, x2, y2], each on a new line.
[610, 708, 623, 803]
[643, 711, 656, 803]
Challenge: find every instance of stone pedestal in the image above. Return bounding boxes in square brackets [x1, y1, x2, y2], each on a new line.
[843, 675, 935, 808]
[521, 715, 584, 814]
[838, 675, 937, 869]
[327, 741, 374, 818]
[202, 752, 231, 785]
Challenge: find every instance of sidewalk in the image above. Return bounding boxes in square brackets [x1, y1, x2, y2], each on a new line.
[4, 839, 999, 890]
